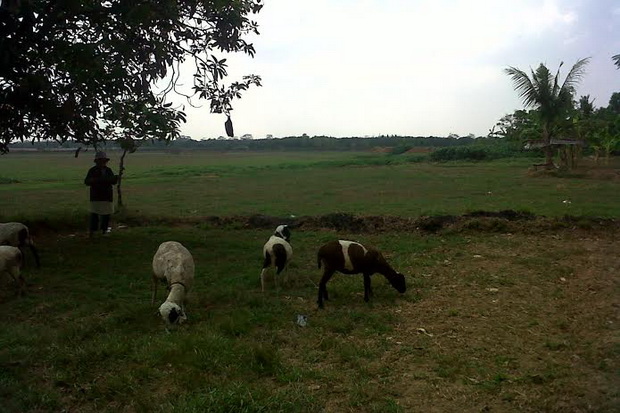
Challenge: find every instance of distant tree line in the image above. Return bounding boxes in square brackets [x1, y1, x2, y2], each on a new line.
[9, 134, 486, 152]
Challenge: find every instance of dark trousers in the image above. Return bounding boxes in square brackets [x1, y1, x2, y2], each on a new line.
[89, 213, 110, 234]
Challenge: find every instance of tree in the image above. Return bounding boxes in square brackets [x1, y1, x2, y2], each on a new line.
[489, 109, 540, 142]
[578, 95, 595, 117]
[608, 92, 620, 115]
[505, 58, 590, 167]
[0, 0, 263, 153]
[613, 54, 620, 69]
[115, 136, 138, 210]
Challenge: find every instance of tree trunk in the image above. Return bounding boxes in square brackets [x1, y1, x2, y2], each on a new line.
[542, 126, 555, 168]
[116, 149, 128, 211]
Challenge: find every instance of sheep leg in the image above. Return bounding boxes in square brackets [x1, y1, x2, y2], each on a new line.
[275, 264, 287, 291]
[317, 269, 335, 309]
[261, 252, 273, 292]
[8, 267, 24, 296]
[29, 244, 40, 268]
[363, 273, 373, 302]
[260, 268, 268, 292]
[18, 247, 27, 269]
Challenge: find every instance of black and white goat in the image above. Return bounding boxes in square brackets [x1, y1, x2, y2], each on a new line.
[260, 225, 292, 292]
[316, 240, 407, 308]
[152, 241, 195, 324]
[0, 222, 40, 268]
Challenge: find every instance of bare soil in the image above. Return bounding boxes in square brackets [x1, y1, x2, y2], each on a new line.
[389, 231, 619, 412]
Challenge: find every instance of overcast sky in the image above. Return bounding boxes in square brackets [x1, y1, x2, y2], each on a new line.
[174, 0, 620, 139]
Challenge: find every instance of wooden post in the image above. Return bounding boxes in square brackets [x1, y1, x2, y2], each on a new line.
[116, 149, 128, 211]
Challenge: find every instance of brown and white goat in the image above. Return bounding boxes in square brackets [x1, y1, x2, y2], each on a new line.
[316, 240, 406, 308]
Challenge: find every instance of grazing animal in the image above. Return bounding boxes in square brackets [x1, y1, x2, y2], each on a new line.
[260, 225, 293, 292]
[316, 240, 407, 308]
[0, 222, 40, 268]
[0, 246, 24, 295]
[152, 241, 195, 324]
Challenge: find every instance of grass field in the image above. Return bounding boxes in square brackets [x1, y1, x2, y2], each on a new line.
[2, 151, 620, 223]
[0, 151, 619, 412]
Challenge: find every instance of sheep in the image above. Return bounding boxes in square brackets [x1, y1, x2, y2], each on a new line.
[316, 240, 407, 308]
[260, 225, 293, 292]
[0, 222, 40, 268]
[151, 241, 195, 325]
[0, 246, 24, 295]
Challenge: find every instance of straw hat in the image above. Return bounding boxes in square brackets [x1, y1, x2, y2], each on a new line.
[94, 151, 110, 161]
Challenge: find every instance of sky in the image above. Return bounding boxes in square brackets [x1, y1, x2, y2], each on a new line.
[172, 0, 620, 140]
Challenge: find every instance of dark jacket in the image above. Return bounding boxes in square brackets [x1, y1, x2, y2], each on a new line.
[84, 166, 118, 202]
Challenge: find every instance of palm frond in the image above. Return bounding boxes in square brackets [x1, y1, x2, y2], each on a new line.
[551, 61, 563, 99]
[560, 57, 590, 93]
[533, 63, 554, 111]
[504, 66, 538, 108]
[613, 54, 620, 69]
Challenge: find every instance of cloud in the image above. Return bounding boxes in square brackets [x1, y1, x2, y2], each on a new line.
[174, 0, 619, 139]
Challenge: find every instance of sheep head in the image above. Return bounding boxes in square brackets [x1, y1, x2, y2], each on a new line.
[387, 272, 407, 294]
[159, 302, 187, 325]
[274, 225, 291, 242]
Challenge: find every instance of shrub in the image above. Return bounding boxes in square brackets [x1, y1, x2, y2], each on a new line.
[429, 140, 540, 162]
[430, 147, 490, 161]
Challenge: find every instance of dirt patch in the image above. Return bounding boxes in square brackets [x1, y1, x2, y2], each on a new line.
[405, 147, 433, 154]
[526, 159, 620, 181]
[584, 167, 620, 181]
[388, 232, 620, 412]
[370, 147, 393, 153]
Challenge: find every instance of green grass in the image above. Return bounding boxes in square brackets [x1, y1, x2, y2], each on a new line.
[1, 225, 617, 412]
[0, 151, 618, 411]
[2, 152, 620, 224]
[0, 226, 435, 412]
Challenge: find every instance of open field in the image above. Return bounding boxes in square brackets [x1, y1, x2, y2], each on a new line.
[1, 151, 619, 412]
[1, 151, 620, 223]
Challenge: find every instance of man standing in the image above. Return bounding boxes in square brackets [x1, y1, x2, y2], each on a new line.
[84, 151, 118, 237]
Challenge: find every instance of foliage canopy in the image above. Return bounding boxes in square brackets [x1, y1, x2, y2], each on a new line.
[504, 58, 589, 128]
[504, 58, 590, 164]
[0, 0, 263, 153]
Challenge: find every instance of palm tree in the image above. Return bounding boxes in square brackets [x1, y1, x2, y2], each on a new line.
[505, 58, 590, 166]
[613, 54, 620, 69]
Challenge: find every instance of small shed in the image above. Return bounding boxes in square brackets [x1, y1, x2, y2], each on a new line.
[524, 139, 586, 169]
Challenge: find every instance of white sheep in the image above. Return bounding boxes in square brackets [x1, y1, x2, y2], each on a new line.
[0, 222, 40, 268]
[316, 240, 407, 308]
[152, 241, 195, 324]
[0, 246, 24, 295]
[260, 225, 293, 292]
